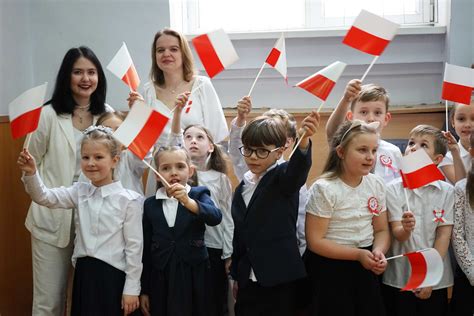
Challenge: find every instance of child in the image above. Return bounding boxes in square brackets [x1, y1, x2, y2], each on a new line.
[228, 97, 308, 255]
[326, 80, 402, 184]
[382, 125, 454, 316]
[78, 111, 152, 195]
[168, 92, 234, 316]
[439, 100, 474, 184]
[139, 146, 222, 316]
[450, 132, 474, 316]
[305, 120, 390, 316]
[17, 126, 143, 316]
[231, 112, 319, 315]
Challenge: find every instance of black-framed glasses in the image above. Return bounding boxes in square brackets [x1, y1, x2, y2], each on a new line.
[239, 146, 281, 159]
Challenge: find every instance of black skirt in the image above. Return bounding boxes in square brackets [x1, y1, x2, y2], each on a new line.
[72, 256, 126, 316]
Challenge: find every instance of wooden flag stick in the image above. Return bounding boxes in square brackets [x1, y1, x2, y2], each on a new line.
[248, 62, 266, 97]
[288, 101, 326, 159]
[360, 56, 379, 82]
[384, 248, 430, 262]
[445, 100, 449, 132]
[143, 160, 170, 188]
[24, 133, 32, 150]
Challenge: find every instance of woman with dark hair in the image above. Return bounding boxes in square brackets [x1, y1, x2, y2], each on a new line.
[127, 28, 229, 196]
[25, 46, 112, 316]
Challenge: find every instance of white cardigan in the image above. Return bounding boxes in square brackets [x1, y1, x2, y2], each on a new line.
[25, 104, 112, 248]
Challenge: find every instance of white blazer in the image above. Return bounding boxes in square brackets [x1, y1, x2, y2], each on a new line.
[25, 104, 112, 248]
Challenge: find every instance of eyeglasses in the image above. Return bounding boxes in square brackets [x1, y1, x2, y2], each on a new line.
[340, 120, 380, 143]
[239, 146, 281, 159]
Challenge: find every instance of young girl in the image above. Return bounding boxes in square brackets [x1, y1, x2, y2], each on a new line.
[439, 101, 474, 184]
[305, 120, 390, 316]
[77, 111, 152, 195]
[140, 146, 222, 316]
[450, 132, 474, 315]
[18, 126, 143, 316]
[168, 93, 233, 316]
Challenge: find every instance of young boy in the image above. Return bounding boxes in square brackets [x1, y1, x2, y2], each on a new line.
[230, 113, 319, 316]
[228, 97, 308, 255]
[382, 125, 454, 316]
[326, 80, 402, 184]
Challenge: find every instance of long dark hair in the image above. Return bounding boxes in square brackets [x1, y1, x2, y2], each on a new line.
[467, 133, 474, 209]
[45, 46, 107, 115]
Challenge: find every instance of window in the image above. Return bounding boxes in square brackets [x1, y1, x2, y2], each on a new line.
[170, 0, 436, 35]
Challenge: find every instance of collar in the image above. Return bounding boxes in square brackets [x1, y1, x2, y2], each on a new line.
[243, 161, 279, 185]
[155, 184, 191, 200]
[88, 181, 123, 198]
[412, 180, 442, 197]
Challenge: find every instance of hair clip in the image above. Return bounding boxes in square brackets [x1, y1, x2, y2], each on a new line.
[83, 125, 114, 136]
[340, 120, 380, 143]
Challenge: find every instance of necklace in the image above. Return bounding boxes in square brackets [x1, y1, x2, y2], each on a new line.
[164, 81, 185, 94]
[74, 104, 90, 124]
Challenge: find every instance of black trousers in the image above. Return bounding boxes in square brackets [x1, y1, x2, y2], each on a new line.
[208, 247, 228, 316]
[381, 283, 448, 316]
[449, 267, 474, 316]
[72, 257, 125, 316]
[235, 280, 298, 316]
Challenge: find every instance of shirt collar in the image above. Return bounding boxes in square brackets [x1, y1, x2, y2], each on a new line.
[155, 184, 191, 200]
[88, 181, 123, 198]
[412, 179, 442, 196]
[243, 161, 279, 185]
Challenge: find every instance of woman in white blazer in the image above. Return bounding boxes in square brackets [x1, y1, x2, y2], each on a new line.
[25, 46, 112, 316]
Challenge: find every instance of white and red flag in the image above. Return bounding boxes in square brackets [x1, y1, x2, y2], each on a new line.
[265, 34, 287, 80]
[441, 63, 474, 105]
[107, 42, 140, 91]
[9, 83, 48, 139]
[192, 29, 239, 78]
[343, 10, 399, 56]
[113, 100, 169, 160]
[401, 248, 444, 291]
[295, 61, 346, 101]
[399, 149, 445, 189]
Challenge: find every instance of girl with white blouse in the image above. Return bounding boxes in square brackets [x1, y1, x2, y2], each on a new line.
[305, 120, 390, 316]
[18, 126, 143, 316]
[451, 132, 474, 315]
[167, 93, 233, 316]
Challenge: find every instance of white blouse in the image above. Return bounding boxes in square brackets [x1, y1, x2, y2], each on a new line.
[22, 173, 144, 295]
[375, 139, 403, 184]
[306, 173, 387, 248]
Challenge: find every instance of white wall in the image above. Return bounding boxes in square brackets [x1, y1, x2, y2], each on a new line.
[1, 0, 473, 115]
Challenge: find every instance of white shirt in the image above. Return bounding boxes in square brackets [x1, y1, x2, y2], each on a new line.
[452, 179, 474, 285]
[197, 170, 234, 259]
[383, 178, 454, 290]
[439, 140, 471, 184]
[375, 139, 403, 184]
[229, 118, 309, 255]
[306, 173, 387, 248]
[143, 76, 229, 197]
[155, 185, 192, 227]
[73, 128, 83, 182]
[22, 173, 143, 295]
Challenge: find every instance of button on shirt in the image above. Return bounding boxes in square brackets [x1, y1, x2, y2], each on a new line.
[22, 173, 144, 295]
[155, 185, 192, 227]
[383, 178, 454, 290]
[306, 173, 387, 248]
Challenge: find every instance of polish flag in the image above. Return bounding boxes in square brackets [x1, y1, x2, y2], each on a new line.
[441, 63, 474, 105]
[401, 248, 444, 291]
[295, 61, 346, 101]
[8, 83, 48, 139]
[107, 42, 140, 91]
[192, 29, 239, 78]
[113, 100, 169, 160]
[266, 34, 287, 80]
[343, 10, 399, 56]
[399, 149, 445, 190]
